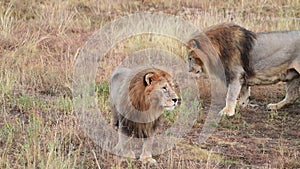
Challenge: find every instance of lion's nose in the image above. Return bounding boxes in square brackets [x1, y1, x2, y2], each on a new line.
[172, 98, 178, 104]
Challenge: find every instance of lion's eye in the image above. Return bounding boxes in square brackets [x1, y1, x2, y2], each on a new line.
[162, 86, 168, 92]
[188, 57, 194, 62]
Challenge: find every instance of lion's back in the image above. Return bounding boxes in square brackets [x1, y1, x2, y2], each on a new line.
[109, 67, 130, 103]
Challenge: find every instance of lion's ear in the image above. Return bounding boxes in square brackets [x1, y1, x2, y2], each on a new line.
[188, 39, 201, 50]
[144, 72, 154, 86]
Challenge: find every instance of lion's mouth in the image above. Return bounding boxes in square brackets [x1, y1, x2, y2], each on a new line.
[163, 98, 179, 110]
[164, 104, 178, 110]
[164, 105, 175, 110]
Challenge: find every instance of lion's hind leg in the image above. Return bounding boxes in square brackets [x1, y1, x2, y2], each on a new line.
[268, 60, 300, 110]
[267, 77, 300, 110]
[110, 104, 119, 129]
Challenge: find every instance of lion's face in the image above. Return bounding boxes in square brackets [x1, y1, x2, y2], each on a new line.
[186, 38, 208, 78]
[188, 49, 205, 78]
[144, 70, 179, 111]
[128, 68, 179, 115]
[149, 78, 179, 111]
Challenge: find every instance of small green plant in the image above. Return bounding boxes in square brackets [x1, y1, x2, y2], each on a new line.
[125, 158, 133, 169]
[164, 109, 178, 124]
[268, 109, 277, 123]
[55, 95, 73, 114]
[16, 94, 37, 112]
[96, 81, 111, 122]
[95, 81, 109, 98]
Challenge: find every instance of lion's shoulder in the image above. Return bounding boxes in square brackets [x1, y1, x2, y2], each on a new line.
[190, 23, 256, 82]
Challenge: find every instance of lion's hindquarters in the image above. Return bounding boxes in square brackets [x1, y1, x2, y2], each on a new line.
[252, 33, 300, 110]
[109, 68, 130, 128]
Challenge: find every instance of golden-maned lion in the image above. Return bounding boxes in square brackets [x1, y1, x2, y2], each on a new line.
[110, 67, 179, 164]
[187, 23, 300, 116]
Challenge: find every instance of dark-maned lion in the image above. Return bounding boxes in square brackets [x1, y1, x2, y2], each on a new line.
[187, 23, 256, 116]
[187, 23, 300, 116]
[110, 67, 179, 164]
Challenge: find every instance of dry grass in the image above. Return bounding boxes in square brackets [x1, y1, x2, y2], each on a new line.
[0, 0, 299, 168]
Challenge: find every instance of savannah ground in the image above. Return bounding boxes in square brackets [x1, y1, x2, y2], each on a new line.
[0, 0, 299, 168]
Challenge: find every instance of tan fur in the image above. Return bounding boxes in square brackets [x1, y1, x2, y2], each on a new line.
[187, 23, 256, 116]
[110, 67, 179, 163]
[187, 23, 300, 115]
[243, 30, 300, 110]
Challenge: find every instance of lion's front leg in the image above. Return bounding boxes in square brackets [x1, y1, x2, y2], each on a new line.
[140, 137, 157, 164]
[113, 128, 136, 159]
[219, 77, 243, 116]
[267, 77, 300, 110]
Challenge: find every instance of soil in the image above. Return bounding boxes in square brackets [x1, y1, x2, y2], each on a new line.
[112, 81, 300, 168]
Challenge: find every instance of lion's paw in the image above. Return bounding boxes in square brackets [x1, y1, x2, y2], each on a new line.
[267, 103, 280, 110]
[113, 146, 136, 159]
[219, 107, 235, 116]
[124, 150, 136, 159]
[140, 156, 157, 165]
[247, 103, 259, 109]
